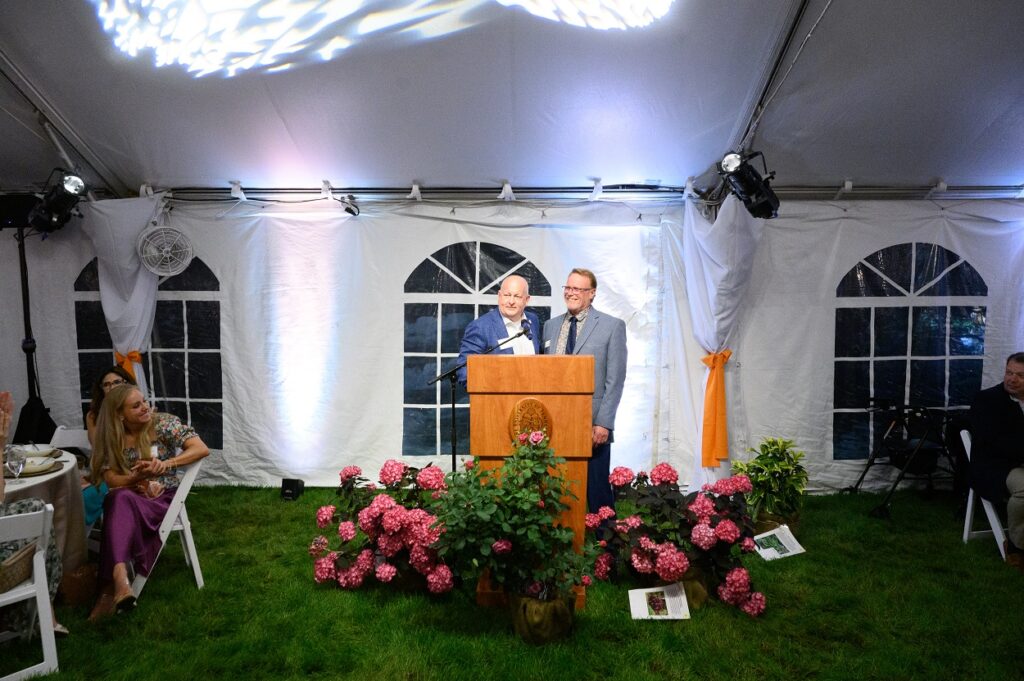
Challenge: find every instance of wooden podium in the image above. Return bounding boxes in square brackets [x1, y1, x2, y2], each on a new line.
[466, 354, 594, 608]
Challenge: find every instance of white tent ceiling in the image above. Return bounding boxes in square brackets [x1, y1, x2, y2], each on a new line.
[1, 0, 1023, 200]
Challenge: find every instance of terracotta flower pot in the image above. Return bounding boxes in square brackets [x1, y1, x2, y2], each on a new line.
[508, 593, 574, 644]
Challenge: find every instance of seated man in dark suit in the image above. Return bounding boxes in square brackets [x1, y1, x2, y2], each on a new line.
[456, 274, 541, 384]
[968, 352, 1024, 571]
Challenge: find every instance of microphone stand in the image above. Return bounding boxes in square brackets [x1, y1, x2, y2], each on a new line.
[429, 326, 532, 472]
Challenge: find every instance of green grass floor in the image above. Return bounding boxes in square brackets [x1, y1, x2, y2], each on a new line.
[3, 486, 1021, 681]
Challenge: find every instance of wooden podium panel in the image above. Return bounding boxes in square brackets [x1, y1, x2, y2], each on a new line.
[466, 355, 594, 609]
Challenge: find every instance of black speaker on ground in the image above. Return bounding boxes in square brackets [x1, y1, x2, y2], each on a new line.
[281, 478, 304, 501]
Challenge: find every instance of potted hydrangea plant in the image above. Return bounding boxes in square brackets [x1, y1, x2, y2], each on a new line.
[309, 459, 454, 594]
[431, 430, 594, 643]
[587, 463, 766, 617]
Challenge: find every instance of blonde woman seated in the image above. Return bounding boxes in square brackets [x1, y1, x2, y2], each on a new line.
[88, 385, 209, 621]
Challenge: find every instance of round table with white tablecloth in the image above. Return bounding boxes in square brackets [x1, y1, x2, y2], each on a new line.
[4, 451, 87, 575]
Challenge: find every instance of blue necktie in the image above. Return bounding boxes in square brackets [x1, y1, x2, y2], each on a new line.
[566, 316, 577, 354]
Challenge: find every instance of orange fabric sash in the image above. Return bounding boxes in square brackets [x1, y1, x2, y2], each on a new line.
[115, 350, 142, 381]
[700, 349, 732, 468]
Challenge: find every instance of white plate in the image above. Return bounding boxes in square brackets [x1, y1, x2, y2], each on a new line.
[21, 458, 58, 475]
[12, 444, 58, 457]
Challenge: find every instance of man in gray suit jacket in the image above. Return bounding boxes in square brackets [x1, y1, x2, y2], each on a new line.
[542, 268, 627, 512]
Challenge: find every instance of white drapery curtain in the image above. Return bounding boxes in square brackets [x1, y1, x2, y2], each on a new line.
[79, 195, 163, 397]
[676, 195, 764, 483]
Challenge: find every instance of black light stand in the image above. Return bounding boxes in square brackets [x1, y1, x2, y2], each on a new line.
[428, 327, 532, 472]
[10, 222, 57, 443]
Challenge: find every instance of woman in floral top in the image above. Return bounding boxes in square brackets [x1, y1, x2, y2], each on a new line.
[87, 384, 209, 622]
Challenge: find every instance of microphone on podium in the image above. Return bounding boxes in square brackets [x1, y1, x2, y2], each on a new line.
[521, 318, 532, 340]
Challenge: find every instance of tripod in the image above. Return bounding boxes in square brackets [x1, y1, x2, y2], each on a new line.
[848, 403, 954, 518]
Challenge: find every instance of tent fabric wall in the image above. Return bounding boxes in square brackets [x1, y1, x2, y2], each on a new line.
[733, 200, 1024, 492]
[1, 199, 701, 487]
[2, 198, 1023, 491]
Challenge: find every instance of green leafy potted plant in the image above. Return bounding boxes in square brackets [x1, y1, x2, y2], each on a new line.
[731, 437, 808, 534]
[431, 430, 592, 643]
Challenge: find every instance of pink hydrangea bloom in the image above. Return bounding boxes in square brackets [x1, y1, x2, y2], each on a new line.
[614, 515, 643, 533]
[688, 493, 716, 521]
[492, 539, 512, 555]
[717, 567, 752, 605]
[714, 518, 741, 544]
[690, 521, 717, 550]
[309, 535, 329, 557]
[730, 474, 753, 494]
[585, 513, 602, 529]
[313, 553, 337, 583]
[649, 462, 679, 486]
[740, 536, 757, 553]
[638, 535, 657, 551]
[339, 466, 362, 483]
[608, 466, 635, 487]
[654, 545, 690, 582]
[337, 521, 356, 542]
[409, 544, 436, 574]
[597, 505, 616, 520]
[375, 562, 398, 583]
[594, 552, 615, 580]
[377, 532, 405, 558]
[426, 564, 454, 593]
[582, 575, 592, 586]
[379, 459, 408, 486]
[315, 505, 336, 529]
[381, 507, 408, 534]
[740, 591, 766, 617]
[528, 430, 545, 445]
[630, 549, 655, 574]
[416, 465, 446, 490]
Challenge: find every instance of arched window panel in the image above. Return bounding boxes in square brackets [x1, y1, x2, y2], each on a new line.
[864, 243, 913, 291]
[74, 259, 100, 291]
[404, 259, 468, 294]
[836, 264, 905, 297]
[918, 262, 988, 297]
[834, 308, 871, 357]
[157, 258, 220, 291]
[832, 242, 988, 460]
[913, 243, 960, 292]
[73, 257, 223, 449]
[950, 306, 986, 355]
[401, 241, 551, 456]
[873, 307, 908, 356]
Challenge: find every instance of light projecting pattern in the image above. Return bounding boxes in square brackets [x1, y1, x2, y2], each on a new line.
[91, 0, 673, 77]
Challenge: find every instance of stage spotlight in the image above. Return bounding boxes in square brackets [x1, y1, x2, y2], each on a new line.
[718, 151, 779, 219]
[27, 169, 87, 232]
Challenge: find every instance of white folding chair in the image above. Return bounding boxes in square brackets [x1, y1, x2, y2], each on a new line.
[47, 425, 91, 455]
[960, 430, 1008, 560]
[131, 459, 205, 597]
[0, 504, 59, 681]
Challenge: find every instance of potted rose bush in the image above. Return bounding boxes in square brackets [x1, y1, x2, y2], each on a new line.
[587, 462, 766, 617]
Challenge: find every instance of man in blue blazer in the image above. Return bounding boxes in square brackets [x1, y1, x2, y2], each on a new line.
[456, 274, 541, 384]
[968, 352, 1024, 571]
[543, 268, 627, 513]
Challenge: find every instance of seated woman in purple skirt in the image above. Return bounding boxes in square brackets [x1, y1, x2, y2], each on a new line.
[87, 385, 209, 622]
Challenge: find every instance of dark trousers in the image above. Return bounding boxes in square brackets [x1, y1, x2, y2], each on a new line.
[587, 442, 614, 513]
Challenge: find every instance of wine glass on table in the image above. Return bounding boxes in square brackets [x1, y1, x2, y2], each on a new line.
[5, 446, 26, 480]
